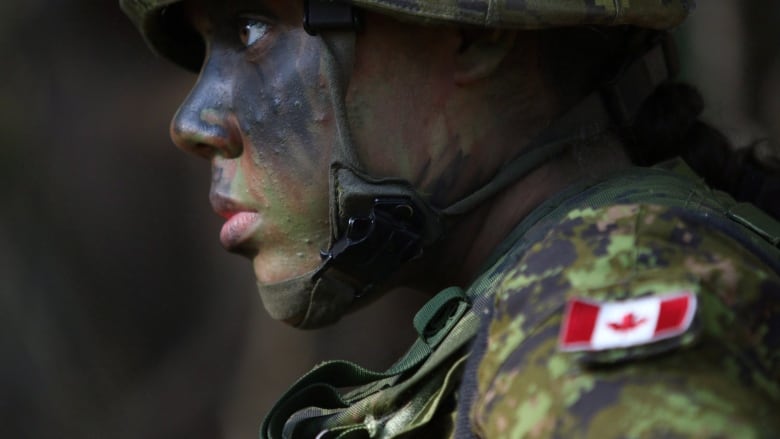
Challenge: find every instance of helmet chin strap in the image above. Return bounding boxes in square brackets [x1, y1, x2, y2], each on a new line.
[258, 24, 670, 329]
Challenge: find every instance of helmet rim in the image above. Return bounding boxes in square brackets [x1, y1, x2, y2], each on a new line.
[120, 0, 691, 72]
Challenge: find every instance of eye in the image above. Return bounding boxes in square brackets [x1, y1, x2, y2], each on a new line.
[239, 18, 269, 47]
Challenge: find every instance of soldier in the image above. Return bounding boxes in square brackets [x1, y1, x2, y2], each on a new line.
[121, 0, 780, 437]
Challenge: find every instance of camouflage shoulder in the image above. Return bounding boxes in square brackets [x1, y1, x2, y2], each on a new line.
[466, 202, 780, 438]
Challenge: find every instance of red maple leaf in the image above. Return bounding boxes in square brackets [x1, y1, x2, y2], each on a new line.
[607, 313, 647, 332]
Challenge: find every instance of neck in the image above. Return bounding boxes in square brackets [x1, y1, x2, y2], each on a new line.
[402, 138, 632, 294]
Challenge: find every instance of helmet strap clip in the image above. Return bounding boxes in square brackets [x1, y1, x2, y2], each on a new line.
[304, 0, 362, 35]
[601, 33, 677, 129]
[318, 196, 425, 297]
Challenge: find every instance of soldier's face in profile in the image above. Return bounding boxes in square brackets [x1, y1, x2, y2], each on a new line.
[170, 0, 337, 285]
[169, 0, 477, 291]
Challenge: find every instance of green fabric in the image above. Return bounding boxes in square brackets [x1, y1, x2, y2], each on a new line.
[260, 284, 478, 438]
[261, 159, 780, 438]
[260, 238, 513, 437]
[728, 202, 780, 246]
[470, 160, 780, 437]
[350, 0, 690, 30]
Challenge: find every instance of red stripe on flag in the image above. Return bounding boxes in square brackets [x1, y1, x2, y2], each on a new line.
[562, 300, 600, 345]
[654, 295, 689, 334]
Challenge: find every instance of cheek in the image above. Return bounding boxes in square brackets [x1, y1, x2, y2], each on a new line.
[237, 33, 335, 165]
[235, 32, 336, 229]
[347, 54, 455, 182]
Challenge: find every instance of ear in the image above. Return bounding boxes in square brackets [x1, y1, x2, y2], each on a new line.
[454, 29, 517, 85]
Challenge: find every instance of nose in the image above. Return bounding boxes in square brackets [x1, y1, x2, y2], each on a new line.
[170, 70, 242, 160]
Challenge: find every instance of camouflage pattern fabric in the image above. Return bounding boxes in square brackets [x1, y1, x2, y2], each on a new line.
[350, 0, 690, 30]
[468, 201, 780, 437]
[119, 0, 691, 72]
[261, 161, 780, 438]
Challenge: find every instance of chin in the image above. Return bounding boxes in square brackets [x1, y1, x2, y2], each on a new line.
[251, 255, 320, 285]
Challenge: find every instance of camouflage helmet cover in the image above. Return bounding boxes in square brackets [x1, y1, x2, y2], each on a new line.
[120, 0, 692, 71]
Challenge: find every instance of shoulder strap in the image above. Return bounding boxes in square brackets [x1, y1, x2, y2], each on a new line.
[260, 285, 490, 438]
[486, 159, 780, 277]
[540, 159, 780, 268]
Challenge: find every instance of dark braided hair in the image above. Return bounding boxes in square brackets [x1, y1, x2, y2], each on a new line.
[531, 26, 778, 219]
[628, 81, 780, 220]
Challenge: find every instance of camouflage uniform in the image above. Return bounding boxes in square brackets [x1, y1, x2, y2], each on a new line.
[257, 162, 780, 438]
[463, 161, 780, 438]
[119, 1, 780, 437]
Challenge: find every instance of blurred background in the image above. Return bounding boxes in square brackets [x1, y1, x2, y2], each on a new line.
[0, 1, 778, 438]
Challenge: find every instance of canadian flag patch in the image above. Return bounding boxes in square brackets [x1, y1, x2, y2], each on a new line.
[559, 292, 697, 352]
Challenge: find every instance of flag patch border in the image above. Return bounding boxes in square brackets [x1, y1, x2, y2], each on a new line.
[558, 291, 697, 352]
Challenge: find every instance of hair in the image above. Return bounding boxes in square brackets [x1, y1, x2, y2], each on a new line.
[629, 81, 780, 219]
[536, 26, 780, 219]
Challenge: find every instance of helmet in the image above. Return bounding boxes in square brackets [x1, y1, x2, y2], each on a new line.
[120, 0, 690, 328]
[121, 0, 691, 71]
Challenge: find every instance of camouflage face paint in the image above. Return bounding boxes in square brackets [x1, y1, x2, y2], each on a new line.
[345, 16, 551, 209]
[344, 15, 469, 206]
[171, 0, 335, 284]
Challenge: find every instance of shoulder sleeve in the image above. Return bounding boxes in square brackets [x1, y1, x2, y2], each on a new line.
[467, 203, 780, 438]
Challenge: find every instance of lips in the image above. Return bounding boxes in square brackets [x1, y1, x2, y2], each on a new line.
[219, 211, 262, 250]
[211, 194, 262, 251]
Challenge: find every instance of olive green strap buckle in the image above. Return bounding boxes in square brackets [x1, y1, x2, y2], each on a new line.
[261, 287, 471, 438]
[304, 0, 362, 35]
[413, 287, 470, 350]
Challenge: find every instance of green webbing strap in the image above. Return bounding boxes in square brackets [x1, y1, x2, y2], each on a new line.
[442, 92, 611, 217]
[578, 161, 780, 257]
[665, 160, 780, 251]
[393, 355, 470, 437]
[261, 285, 477, 438]
[263, 351, 425, 438]
[501, 159, 780, 260]
[413, 287, 470, 347]
[441, 135, 575, 216]
[727, 203, 780, 247]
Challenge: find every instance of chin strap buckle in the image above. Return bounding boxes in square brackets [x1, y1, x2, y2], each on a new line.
[318, 197, 424, 296]
[304, 0, 362, 36]
[601, 33, 678, 129]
